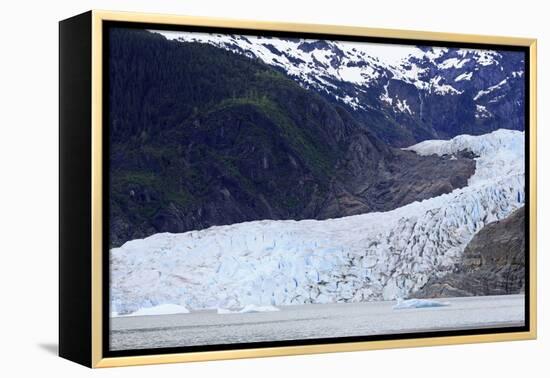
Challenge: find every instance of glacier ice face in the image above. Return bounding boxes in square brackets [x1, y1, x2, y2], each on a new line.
[110, 130, 524, 314]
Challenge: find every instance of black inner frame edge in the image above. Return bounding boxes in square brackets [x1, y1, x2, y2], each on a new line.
[101, 19, 531, 359]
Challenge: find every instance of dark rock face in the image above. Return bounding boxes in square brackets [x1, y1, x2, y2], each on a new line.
[412, 207, 525, 298]
[320, 146, 475, 218]
[108, 29, 476, 247]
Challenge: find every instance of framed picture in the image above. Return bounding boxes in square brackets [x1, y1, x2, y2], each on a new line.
[59, 10, 537, 368]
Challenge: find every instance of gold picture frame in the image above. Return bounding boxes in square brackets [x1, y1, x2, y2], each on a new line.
[59, 10, 537, 368]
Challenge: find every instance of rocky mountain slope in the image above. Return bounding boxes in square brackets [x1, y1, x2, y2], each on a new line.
[156, 29, 526, 146]
[110, 130, 524, 314]
[412, 206, 525, 298]
[109, 28, 475, 247]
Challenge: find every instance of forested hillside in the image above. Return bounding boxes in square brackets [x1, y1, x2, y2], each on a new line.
[108, 28, 475, 247]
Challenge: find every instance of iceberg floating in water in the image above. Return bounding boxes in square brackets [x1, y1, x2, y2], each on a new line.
[239, 304, 280, 313]
[217, 308, 236, 315]
[393, 298, 450, 310]
[114, 304, 190, 317]
[217, 305, 280, 314]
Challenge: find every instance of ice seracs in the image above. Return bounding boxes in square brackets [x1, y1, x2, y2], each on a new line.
[110, 130, 524, 315]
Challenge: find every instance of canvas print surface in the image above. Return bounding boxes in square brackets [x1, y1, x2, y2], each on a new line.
[107, 26, 526, 352]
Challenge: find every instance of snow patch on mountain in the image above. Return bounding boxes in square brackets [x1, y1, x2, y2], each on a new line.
[474, 79, 508, 101]
[475, 104, 492, 119]
[395, 98, 413, 114]
[473, 50, 500, 66]
[455, 72, 473, 82]
[110, 130, 524, 315]
[438, 57, 471, 69]
[335, 94, 362, 110]
[430, 77, 463, 95]
[511, 71, 524, 78]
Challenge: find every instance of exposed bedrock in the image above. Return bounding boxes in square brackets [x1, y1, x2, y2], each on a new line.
[412, 206, 525, 298]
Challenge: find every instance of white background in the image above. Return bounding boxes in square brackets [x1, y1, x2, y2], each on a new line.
[0, 0, 547, 376]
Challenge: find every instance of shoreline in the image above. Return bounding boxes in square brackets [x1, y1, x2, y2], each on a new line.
[110, 294, 525, 351]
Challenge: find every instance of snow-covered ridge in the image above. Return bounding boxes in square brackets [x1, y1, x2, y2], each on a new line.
[154, 29, 419, 84]
[110, 130, 524, 315]
[151, 29, 512, 113]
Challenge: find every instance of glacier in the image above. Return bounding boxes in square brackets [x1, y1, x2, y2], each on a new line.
[110, 129, 524, 315]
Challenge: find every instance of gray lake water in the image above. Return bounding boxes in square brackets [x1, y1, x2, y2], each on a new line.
[110, 294, 525, 351]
